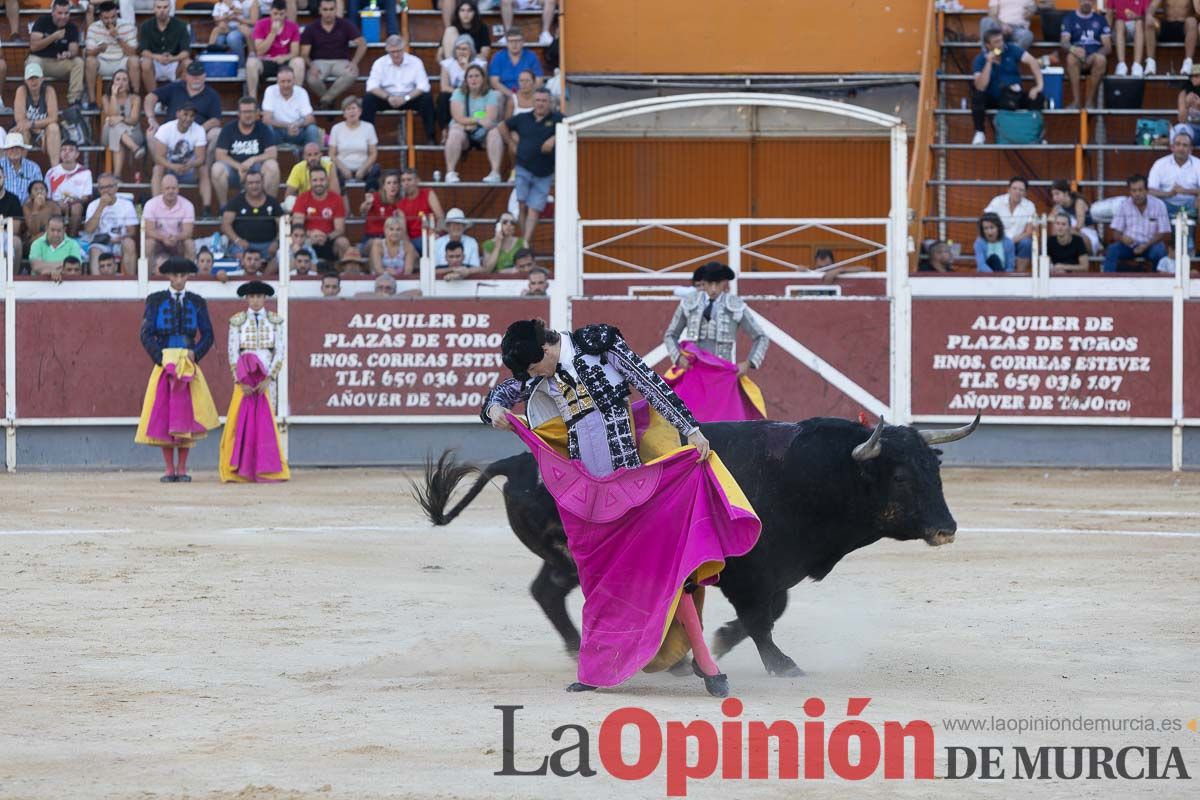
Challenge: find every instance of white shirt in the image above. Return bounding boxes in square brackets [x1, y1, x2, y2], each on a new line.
[262, 84, 314, 126]
[46, 164, 93, 202]
[988, 0, 1035, 27]
[984, 193, 1037, 240]
[328, 120, 378, 172]
[366, 52, 431, 97]
[84, 197, 138, 241]
[433, 233, 480, 267]
[154, 120, 207, 164]
[1147, 153, 1200, 206]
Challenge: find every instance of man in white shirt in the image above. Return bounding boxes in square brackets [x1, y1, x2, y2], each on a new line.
[363, 34, 436, 144]
[1148, 131, 1200, 217]
[433, 207, 481, 267]
[85, 1, 141, 95]
[983, 176, 1038, 270]
[981, 0, 1036, 51]
[45, 139, 93, 237]
[83, 172, 139, 276]
[261, 65, 322, 150]
[151, 101, 211, 211]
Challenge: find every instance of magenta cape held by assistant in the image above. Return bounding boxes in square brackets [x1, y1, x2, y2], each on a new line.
[664, 342, 767, 423]
[507, 415, 762, 688]
[219, 353, 290, 483]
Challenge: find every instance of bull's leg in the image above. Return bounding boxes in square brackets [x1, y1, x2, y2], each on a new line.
[530, 562, 581, 655]
[712, 591, 787, 659]
[730, 590, 804, 678]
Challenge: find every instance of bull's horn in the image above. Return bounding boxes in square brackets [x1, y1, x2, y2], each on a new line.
[920, 413, 981, 446]
[852, 419, 886, 462]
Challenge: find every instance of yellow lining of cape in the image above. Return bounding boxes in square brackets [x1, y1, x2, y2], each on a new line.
[134, 348, 220, 447]
[218, 386, 291, 482]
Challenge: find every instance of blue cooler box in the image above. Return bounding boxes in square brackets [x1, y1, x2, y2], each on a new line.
[1041, 66, 1063, 110]
[361, 11, 382, 42]
[199, 53, 239, 78]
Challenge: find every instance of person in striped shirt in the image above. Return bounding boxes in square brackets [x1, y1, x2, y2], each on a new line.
[1, 131, 44, 204]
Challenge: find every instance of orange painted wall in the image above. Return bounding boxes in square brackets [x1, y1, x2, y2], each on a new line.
[566, 0, 929, 74]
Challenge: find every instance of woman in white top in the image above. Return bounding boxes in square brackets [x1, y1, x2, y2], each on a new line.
[444, 64, 504, 184]
[329, 96, 381, 191]
[438, 34, 484, 134]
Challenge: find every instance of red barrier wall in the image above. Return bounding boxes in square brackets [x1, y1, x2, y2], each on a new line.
[0, 305, 5, 416]
[912, 300, 1173, 418]
[1186, 301, 1200, 419]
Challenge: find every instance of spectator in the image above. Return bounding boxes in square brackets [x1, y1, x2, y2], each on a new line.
[86, 1, 140, 97]
[1177, 63, 1200, 141]
[221, 170, 284, 267]
[28, 0, 86, 107]
[1061, 0, 1112, 109]
[338, 248, 369, 275]
[434, 208, 481, 267]
[445, 64, 505, 184]
[329, 97, 380, 191]
[284, 142, 340, 201]
[197, 246, 215, 275]
[1154, 0, 1198, 77]
[102, 69, 146, 180]
[439, 35, 483, 131]
[980, 0, 1036, 51]
[511, 247, 536, 273]
[974, 212, 1016, 272]
[139, 0, 191, 90]
[83, 173, 138, 276]
[1111, 0, 1152, 76]
[13, 63, 63, 166]
[813, 248, 835, 269]
[1047, 211, 1091, 273]
[144, 172, 196, 267]
[152, 101, 211, 210]
[261, 65, 321, 150]
[289, 222, 317, 262]
[3, 2, 17, 49]
[984, 176, 1037, 270]
[367, 272, 398, 296]
[2, 132, 44, 205]
[522, 264, 549, 295]
[22, 180, 61, 248]
[489, 28, 543, 99]
[246, 0, 306, 99]
[501, 0, 558, 46]
[1050, 179, 1102, 254]
[919, 240, 955, 273]
[0, 180, 24, 261]
[237, 247, 274, 277]
[292, 166, 352, 265]
[364, 35, 437, 145]
[320, 270, 341, 296]
[292, 249, 316, 275]
[482, 212, 528, 271]
[93, 251, 119, 276]
[437, 239, 471, 280]
[1105, 174, 1171, 272]
[301, 0, 366, 110]
[45, 139, 91, 236]
[397, 168, 444, 253]
[359, 170, 405, 247]
[971, 28, 1043, 146]
[369, 215, 417, 276]
[29, 217, 81, 278]
[500, 87, 560, 243]
[146, 63, 224, 194]
[440, 1, 491, 64]
[506, 68, 537, 119]
[210, 0, 256, 68]
[1148, 131, 1200, 219]
[212, 97, 280, 209]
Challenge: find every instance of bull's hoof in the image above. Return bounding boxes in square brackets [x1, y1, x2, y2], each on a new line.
[770, 663, 805, 678]
[565, 681, 597, 692]
[667, 658, 694, 677]
[702, 673, 731, 698]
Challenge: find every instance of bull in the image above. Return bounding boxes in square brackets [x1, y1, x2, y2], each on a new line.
[415, 414, 978, 677]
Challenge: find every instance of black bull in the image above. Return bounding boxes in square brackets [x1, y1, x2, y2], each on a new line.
[415, 415, 979, 677]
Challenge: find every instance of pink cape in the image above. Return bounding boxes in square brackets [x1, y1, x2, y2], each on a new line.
[146, 362, 206, 443]
[508, 415, 761, 688]
[664, 342, 766, 422]
[227, 354, 285, 482]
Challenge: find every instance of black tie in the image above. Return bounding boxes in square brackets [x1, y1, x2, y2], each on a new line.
[175, 294, 184, 328]
[702, 297, 715, 322]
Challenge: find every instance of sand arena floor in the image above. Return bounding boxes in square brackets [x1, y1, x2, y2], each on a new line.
[0, 467, 1197, 799]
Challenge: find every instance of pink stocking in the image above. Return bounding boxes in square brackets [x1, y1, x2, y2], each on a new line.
[676, 591, 720, 676]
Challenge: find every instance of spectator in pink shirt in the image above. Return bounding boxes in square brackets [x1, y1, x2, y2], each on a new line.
[246, 0, 305, 98]
[143, 172, 196, 267]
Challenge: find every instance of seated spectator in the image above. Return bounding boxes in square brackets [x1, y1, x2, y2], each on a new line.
[246, 0, 306, 99]
[1148, 131, 1200, 219]
[102, 69, 145, 180]
[365, 272, 398, 296]
[13, 63, 63, 165]
[506, 68, 537, 119]
[29, 216, 82, 279]
[45, 140, 91, 239]
[1111, 0, 1152, 76]
[1178, 64, 1200, 142]
[1047, 211, 1090, 273]
[971, 28, 1043, 146]
[144, 173, 196, 267]
[434, 208, 481, 267]
[501, 0, 558, 46]
[1061, 0, 1112, 109]
[285, 142, 340, 201]
[290, 223, 317, 263]
[338, 248, 369, 275]
[2, 133, 44, 205]
[482, 213, 528, 271]
[0, 180, 24, 260]
[222, 170, 284, 267]
[261, 66, 321, 150]
[292, 249, 316, 275]
[196, 246, 215, 275]
[360, 170, 406, 246]
[438, 35, 484, 131]
[292, 166, 352, 266]
[320, 270, 342, 296]
[981, 0, 1036, 51]
[329, 97, 380, 191]
[83, 173, 138, 276]
[440, 1, 492, 64]
[813, 248, 835, 269]
[22, 180, 61, 249]
[301, 0, 366, 109]
[369, 216, 418, 276]
[145, 64, 224, 202]
[139, 0, 191, 90]
[1156, 0, 1197, 76]
[210, 0, 256, 67]
[919, 240, 955, 273]
[28, 0, 86, 107]
[523, 264, 549, 295]
[1050, 179, 1102, 254]
[398, 168, 444, 253]
[58, 255, 85, 280]
[363, 35, 437, 145]
[984, 176, 1037, 270]
[445, 64, 505, 184]
[93, 251, 119, 276]
[437, 240, 473, 280]
[237, 247, 276, 277]
[489, 28, 543, 100]
[500, 88, 559, 243]
[212, 97, 280, 209]
[974, 212, 1016, 272]
[152, 101, 211, 210]
[511, 247, 536, 273]
[1105, 174, 1171, 272]
[86, 1, 140, 98]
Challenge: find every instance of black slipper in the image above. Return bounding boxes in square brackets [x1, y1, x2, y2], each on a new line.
[160, 474, 177, 483]
[565, 682, 597, 692]
[174, 474, 192, 483]
[702, 673, 730, 698]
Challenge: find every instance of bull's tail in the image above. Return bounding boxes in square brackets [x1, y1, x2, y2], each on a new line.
[413, 450, 504, 526]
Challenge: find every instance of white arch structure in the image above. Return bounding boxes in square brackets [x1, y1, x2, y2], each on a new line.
[549, 92, 911, 421]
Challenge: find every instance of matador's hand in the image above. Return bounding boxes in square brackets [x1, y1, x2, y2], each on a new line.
[687, 429, 710, 462]
[488, 404, 513, 431]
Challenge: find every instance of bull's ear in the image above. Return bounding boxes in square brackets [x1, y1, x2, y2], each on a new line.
[852, 419, 885, 462]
